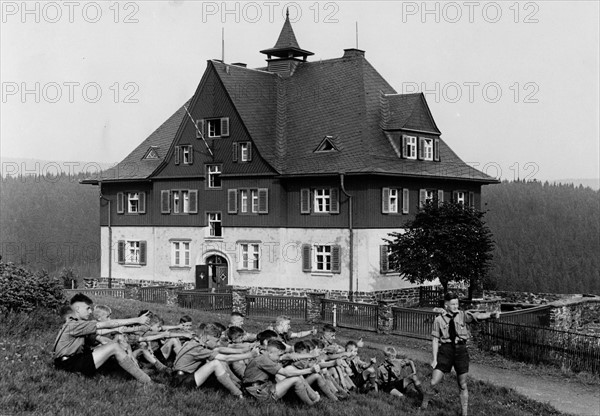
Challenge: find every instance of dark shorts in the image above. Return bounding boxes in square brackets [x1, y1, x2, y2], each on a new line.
[54, 351, 96, 377]
[381, 378, 410, 394]
[244, 381, 278, 401]
[435, 343, 469, 375]
[170, 371, 197, 389]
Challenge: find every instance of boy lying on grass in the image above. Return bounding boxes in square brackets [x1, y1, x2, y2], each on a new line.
[377, 346, 428, 408]
[170, 323, 257, 397]
[53, 293, 153, 384]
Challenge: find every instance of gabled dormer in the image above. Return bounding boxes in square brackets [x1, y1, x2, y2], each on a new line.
[260, 9, 313, 76]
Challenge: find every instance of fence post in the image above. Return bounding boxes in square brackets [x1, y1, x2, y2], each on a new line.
[124, 283, 141, 301]
[306, 292, 326, 324]
[377, 299, 396, 334]
[231, 287, 249, 314]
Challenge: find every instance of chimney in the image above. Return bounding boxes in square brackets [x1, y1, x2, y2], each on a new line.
[343, 48, 365, 58]
[232, 62, 247, 67]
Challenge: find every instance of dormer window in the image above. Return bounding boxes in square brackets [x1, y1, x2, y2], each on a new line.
[420, 138, 434, 161]
[206, 117, 230, 138]
[240, 142, 251, 162]
[315, 136, 339, 153]
[175, 145, 193, 165]
[402, 135, 417, 159]
[143, 147, 159, 160]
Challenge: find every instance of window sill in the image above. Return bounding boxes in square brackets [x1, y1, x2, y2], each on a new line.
[121, 263, 143, 268]
[205, 236, 223, 240]
[310, 271, 334, 277]
[206, 187, 222, 191]
[237, 269, 261, 274]
[170, 266, 191, 270]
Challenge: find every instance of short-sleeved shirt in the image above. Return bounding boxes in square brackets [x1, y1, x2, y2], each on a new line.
[377, 359, 411, 383]
[431, 311, 473, 343]
[53, 318, 97, 359]
[277, 330, 293, 344]
[173, 336, 216, 373]
[320, 337, 344, 354]
[243, 354, 282, 384]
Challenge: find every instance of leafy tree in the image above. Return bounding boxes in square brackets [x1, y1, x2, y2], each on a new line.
[386, 201, 494, 298]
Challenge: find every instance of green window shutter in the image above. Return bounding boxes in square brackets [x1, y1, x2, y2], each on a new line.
[380, 245, 389, 273]
[469, 192, 475, 209]
[196, 119, 205, 139]
[174, 146, 180, 165]
[331, 245, 341, 274]
[419, 189, 427, 208]
[188, 146, 193, 165]
[220, 117, 230, 137]
[188, 190, 198, 214]
[452, 191, 459, 203]
[401, 136, 408, 158]
[402, 188, 410, 214]
[117, 240, 125, 264]
[232, 142, 238, 162]
[434, 138, 440, 161]
[139, 241, 147, 266]
[258, 188, 268, 214]
[330, 188, 339, 214]
[116, 192, 124, 214]
[138, 192, 146, 214]
[300, 188, 311, 214]
[382, 188, 390, 213]
[437, 190, 444, 205]
[227, 189, 238, 214]
[302, 244, 312, 272]
[161, 190, 171, 214]
[418, 138, 425, 160]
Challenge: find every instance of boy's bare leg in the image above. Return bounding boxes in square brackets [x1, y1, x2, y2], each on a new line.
[92, 343, 152, 384]
[274, 376, 317, 405]
[193, 360, 242, 396]
[160, 338, 182, 359]
[457, 373, 469, 416]
[306, 373, 338, 401]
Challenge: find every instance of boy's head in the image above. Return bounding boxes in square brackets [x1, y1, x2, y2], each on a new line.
[59, 304, 75, 321]
[203, 323, 223, 340]
[148, 314, 164, 331]
[384, 346, 398, 359]
[444, 292, 460, 314]
[179, 315, 193, 331]
[311, 338, 325, 350]
[197, 322, 207, 335]
[229, 311, 245, 328]
[322, 324, 336, 341]
[345, 340, 358, 353]
[69, 293, 93, 320]
[226, 326, 245, 343]
[93, 305, 112, 321]
[257, 329, 279, 346]
[265, 339, 286, 362]
[274, 315, 291, 333]
[293, 340, 309, 353]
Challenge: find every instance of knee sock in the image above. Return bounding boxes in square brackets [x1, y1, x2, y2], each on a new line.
[117, 355, 152, 384]
[216, 372, 242, 396]
[294, 381, 315, 405]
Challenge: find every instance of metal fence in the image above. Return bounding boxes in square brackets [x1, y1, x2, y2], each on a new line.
[64, 288, 125, 299]
[392, 306, 438, 340]
[138, 286, 170, 304]
[478, 320, 600, 374]
[321, 299, 378, 331]
[246, 295, 307, 320]
[177, 291, 233, 312]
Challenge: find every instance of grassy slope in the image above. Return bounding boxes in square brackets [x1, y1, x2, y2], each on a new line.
[0, 297, 566, 416]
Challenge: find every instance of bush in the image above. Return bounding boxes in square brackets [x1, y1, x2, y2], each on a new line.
[0, 262, 65, 314]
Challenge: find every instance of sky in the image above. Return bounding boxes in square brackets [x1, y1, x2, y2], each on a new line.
[1, 0, 599, 181]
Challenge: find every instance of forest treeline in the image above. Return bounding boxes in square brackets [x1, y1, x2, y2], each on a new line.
[0, 174, 598, 294]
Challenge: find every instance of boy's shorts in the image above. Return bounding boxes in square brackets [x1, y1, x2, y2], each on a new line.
[244, 381, 278, 401]
[54, 351, 96, 377]
[381, 379, 409, 394]
[435, 343, 469, 375]
[170, 370, 197, 389]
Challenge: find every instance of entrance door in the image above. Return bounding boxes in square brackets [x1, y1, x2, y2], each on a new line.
[206, 255, 228, 289]
[195, 265, 209, 289]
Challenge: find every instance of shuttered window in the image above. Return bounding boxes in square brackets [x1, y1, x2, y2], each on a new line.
[402, 188, 410, 214]
[161, 190, 171, 213]
[380, 245, 390, 273]
[228, 189, 238, 213]
[434, 138, 440, 161]
[116, 192, 124, 214]
[188, 190, 198, 214]
[117, 240, 125, 264]
[302, 244, 341, 274]
[258, 188, 268, 214]
[300, 188, 311, 214]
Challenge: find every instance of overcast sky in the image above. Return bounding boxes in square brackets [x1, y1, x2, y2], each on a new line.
[1, 1, 598, 181]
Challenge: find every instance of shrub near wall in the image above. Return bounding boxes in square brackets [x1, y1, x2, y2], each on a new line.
[0, 262, 65, 313]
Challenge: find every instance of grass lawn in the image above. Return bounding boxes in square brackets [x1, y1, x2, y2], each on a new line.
[0, 296, 568, 416]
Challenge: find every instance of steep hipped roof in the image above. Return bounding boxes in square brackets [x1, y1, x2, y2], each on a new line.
[381, 93, 441, 134]
[94, 100, 189, 181]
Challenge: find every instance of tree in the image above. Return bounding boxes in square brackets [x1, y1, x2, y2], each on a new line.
[386, 201, 494, 298]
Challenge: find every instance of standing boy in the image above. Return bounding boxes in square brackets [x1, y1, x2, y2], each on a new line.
[53, 293, 153, 384]
[426, 292, 500, 416]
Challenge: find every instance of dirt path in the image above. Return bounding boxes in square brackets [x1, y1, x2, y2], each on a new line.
[360, 339, 600, 416]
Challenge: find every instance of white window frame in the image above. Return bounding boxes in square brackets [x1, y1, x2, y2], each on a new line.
[207, 212, 222, 237]
[425, 189, 435, 204]
[389, 189, 398, 213]
[171, 241, 190, 267]
[314, 245, 332, 272]
[240, 142, 249, 162]
[207, 119, 221, 138]
[182, 146, 192, 164]
[173, 190, 191, 214]
[456, 191, 466, 205]
[127, 192, 139, 213]
[314, 189, 331, 213]
[406, 136, 417, 159]
[173, 191, 180, 214]
[251, 189, 259, 213]
[126, 241, 140, 264]
[423, 138, 434, 161]
[240, 243, 260, 271]
[207, 165, 221, 189]
[240, 190, 248, 213]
